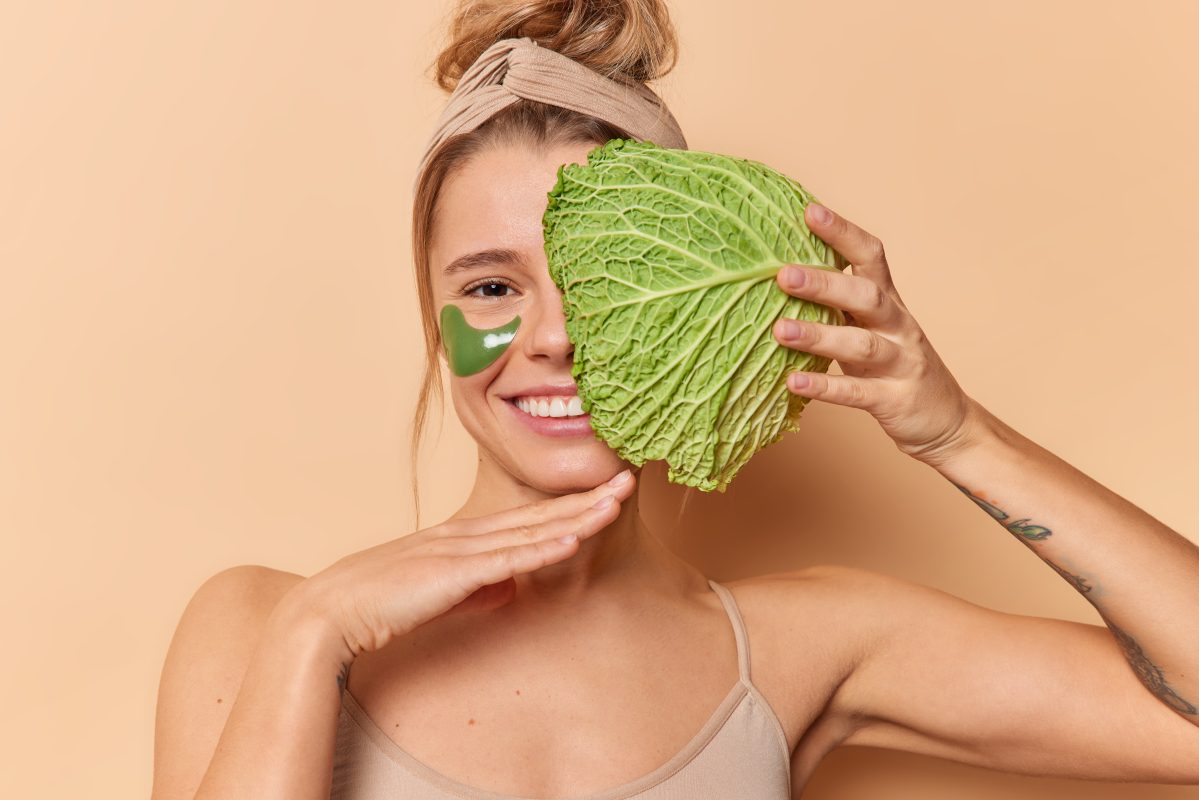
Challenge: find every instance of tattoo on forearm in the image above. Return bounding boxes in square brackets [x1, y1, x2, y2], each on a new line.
[952, 483, 1053, 540]
[1099, 613, 1198, 716]
[1043, 559, 1095, 594]
[953, 483, 1101, 595]
[951, 484, 1196, 717]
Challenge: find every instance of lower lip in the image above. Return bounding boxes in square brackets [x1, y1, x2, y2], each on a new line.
[504, 398, 596, 438]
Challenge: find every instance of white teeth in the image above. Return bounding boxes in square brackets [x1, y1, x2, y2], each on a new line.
[514, 395, 586, 418]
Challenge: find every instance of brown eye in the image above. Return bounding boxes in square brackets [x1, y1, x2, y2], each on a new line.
[463, 279, 516, 299]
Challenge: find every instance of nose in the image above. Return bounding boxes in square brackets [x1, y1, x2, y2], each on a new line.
[521, 286, 573, 363]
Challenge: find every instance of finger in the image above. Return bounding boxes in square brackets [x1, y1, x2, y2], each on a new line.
[773, 318, 901, 368]
[451, 468, 636, 536]
[804, 203, 896, 291]
[461, 525, 594, 589]
[443, 489, 623, 556]
[776, 264, 905, 332]
[785, 369, 881, 412]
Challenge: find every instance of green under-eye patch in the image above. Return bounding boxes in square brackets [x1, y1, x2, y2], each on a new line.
[440, 303, 521, 376]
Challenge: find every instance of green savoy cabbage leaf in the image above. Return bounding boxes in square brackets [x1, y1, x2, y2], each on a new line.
[542, 138, 847, 493]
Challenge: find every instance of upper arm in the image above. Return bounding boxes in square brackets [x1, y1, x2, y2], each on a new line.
[809, 564, 1199, 784]
[151, 564, 305, 800]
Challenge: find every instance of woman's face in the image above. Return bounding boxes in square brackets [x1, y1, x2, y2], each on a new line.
[429, 140, 633, 493]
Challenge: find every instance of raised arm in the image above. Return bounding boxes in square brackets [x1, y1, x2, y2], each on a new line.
[771, 201, 1199, 725]
[796, 561, 1199, 784]
[930, 400, 1199, 721]
[768, 202, 1199, 782]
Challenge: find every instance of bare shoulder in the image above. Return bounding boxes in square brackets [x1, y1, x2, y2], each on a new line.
[724, 563, 890, 661]
[196, 564, 308, 616]
[161, 565, 309, 675]
[151, 565, 306, 800]
[713, 565, 898, 756]
[722, 565, 926, 760]
[731, 562, 951, 690]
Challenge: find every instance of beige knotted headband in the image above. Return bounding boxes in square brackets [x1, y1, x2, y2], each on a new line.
[414, 36, 688, 191]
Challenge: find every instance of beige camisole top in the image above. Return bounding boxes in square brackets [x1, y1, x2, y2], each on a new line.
[329, 579, 792, 799]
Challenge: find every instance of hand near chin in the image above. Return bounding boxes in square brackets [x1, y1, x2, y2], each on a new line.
[279, 469, 637, 666]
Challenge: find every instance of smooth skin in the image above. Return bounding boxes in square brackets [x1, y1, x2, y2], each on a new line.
[152, 142, 1199, 800]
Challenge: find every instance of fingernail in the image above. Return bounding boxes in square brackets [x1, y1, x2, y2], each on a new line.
[809, 203, 832, 225]
[778, 319, 801, 339]
[789, 373, 811, 390]
[592, 494, 616, 509]
[608, 469, 631, 486]
[782, 266, 806, 289]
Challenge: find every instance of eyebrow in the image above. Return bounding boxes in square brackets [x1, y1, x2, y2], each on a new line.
[441, 247, 528, 276]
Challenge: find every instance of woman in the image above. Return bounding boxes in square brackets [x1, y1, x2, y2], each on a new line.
[150, 1, 1199, 798]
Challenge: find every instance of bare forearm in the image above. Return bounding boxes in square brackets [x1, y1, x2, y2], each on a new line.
[194, 594, 351, 799]
[926, 398, 1199, 722]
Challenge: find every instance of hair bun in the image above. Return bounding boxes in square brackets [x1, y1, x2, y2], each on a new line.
[433, 0, 679, 92]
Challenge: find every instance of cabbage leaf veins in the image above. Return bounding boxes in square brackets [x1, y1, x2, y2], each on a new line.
[543, 138, 846, 492]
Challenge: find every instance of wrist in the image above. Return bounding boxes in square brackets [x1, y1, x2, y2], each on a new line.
[266, 584, 356, 672]
[914, 395, 1000, 470]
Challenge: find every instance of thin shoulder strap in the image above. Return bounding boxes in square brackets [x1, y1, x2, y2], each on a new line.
[707, 578, 752, 683]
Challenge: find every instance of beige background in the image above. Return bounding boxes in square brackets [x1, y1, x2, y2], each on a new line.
[2, 0, 1197, 797]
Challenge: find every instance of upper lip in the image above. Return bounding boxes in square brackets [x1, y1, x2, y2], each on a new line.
[503, 383, 580, 399]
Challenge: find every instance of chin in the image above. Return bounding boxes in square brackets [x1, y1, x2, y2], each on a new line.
[520, 452, 631, 493]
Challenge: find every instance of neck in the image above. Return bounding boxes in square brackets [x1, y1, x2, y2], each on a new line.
[447, 453, 695, 607]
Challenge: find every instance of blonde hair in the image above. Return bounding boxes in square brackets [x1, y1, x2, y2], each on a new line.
[409, 0, 681, 528]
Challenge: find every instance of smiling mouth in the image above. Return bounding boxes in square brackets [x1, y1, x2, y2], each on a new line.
[509, 395, 587, 418]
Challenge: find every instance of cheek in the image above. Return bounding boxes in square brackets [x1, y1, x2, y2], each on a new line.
[447, 370, 526, 467]
[447, 374, 492, 436]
